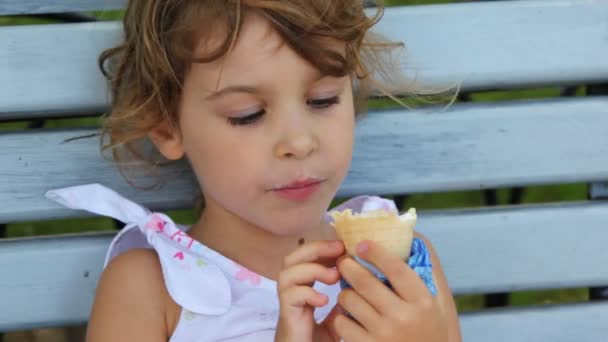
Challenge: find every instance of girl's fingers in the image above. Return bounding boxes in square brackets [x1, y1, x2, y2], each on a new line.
[337, 289, 381, 329]
[278, 263, 340, 291]
[280, 285, 329, 308]
[283, 240, 345, 268]
[337, 256, 400, 315]
[275, 241, 346, 340]
[318, 305, 345, 341]
[356, 240, 430, 303]
[332, 314, 370, 342]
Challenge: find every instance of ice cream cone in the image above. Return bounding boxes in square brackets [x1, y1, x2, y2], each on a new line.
[330, 208, 416, 260]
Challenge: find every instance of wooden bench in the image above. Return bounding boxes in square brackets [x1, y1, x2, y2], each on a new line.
[2, 0, 608, 340]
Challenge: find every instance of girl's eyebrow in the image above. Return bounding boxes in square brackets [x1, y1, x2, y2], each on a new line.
[205, 74, 335, 101]
[205, 85, 258, 100]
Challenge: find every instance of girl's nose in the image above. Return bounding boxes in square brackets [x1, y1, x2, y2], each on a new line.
[273, 120, 319, 160]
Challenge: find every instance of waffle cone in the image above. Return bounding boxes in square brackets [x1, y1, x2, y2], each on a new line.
[330, 209, 416, 260]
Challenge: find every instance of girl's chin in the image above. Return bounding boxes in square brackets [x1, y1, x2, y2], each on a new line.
[264, 217, 333, 239]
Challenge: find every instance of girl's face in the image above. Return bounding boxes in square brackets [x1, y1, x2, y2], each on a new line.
[154, 13, 355, 236]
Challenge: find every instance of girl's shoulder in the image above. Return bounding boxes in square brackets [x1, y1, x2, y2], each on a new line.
[45, 184, 234, 315]
[103, 247, 164, 285]
[88, 248, 178, 341]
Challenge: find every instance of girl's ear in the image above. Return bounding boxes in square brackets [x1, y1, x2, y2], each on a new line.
[148, 121, 185, 160]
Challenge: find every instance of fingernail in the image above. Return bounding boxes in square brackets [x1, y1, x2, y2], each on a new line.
[356, 241, 370, 255]
[331, 240, 343, 248]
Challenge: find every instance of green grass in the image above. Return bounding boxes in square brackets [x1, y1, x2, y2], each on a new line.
[7, 209, 197, 237]
[387, 0, 455, 5]
[403, 183, 588, 211]
[510, 288, 589, 307]
[0, 17, 56, 25]
[88, 10, 124, 20]
[42, 117, 102, 128]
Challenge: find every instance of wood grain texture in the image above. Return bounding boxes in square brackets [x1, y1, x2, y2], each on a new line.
[2, 201, 608, 336]
[460, 302, 608, 342]
[2, 97, 608, 222]
[0, 0, 125, 15]
[2, 1, 608, 118]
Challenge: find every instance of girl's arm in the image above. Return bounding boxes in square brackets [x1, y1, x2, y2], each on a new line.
[86, 249, 174, 342]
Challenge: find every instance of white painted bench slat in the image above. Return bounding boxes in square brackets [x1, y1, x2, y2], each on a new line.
[2, 97, 608, 223]
[423, 201, 608, 294]
[3, 198, 608, 336]
[461, 301, 608, 342]
[2, 1, 608, 119]
[0, 233, 109, 331]
[0, 0, 125, 15]
[377, 0, 608, 91]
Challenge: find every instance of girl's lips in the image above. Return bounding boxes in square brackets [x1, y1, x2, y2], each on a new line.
[272, 179, 323, 201]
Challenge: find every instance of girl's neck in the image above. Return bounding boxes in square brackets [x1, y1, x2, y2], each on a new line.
[187, 203, 336, 281]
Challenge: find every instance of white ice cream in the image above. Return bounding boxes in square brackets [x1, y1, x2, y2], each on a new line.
[360, 196, 417, 222]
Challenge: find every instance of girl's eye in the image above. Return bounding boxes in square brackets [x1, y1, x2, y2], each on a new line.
[227, 110, 265, 126]
[226, 96, 339, 126]
[307, 96, 340, 109]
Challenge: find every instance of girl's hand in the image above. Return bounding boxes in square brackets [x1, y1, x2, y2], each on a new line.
[334, 240, 448, 342]
[274, 240, 345, 342]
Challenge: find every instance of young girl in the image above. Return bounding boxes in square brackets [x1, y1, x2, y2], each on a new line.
[47, 1, 461, 341]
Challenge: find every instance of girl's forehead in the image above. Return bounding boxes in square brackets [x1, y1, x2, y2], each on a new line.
[188, 13, 325, 92]
[186, 11, 347, 92]
[192, 13, 285, 71]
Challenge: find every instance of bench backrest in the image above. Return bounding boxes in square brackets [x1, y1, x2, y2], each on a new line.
[2, 0, 608, 340]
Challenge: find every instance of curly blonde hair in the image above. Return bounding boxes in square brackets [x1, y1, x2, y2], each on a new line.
[99, 0, 419, 186]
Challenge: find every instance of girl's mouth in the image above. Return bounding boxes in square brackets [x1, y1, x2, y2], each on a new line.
[272, 178, 324, 201]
